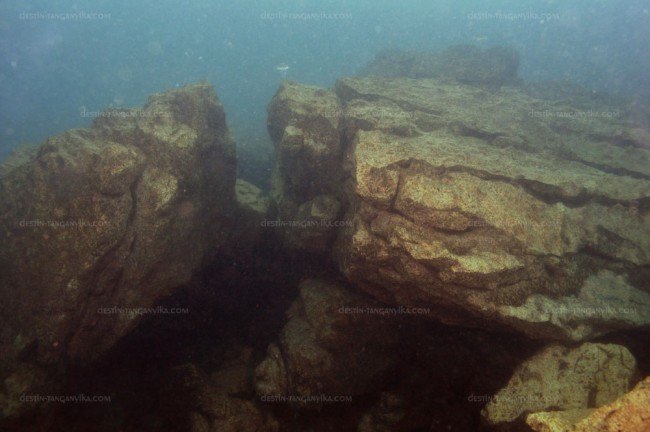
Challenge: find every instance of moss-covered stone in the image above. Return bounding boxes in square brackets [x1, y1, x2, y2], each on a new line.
[0, 82, 237, 419]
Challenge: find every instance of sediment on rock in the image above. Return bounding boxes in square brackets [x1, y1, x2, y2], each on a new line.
[0, 82, 237, 419]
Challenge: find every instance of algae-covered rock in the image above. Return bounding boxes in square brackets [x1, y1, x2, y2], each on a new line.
[265, 74, 650, 341]
[482, 343, 639, 428]
[267, 81, 343, 199]
[254, 279, 400, 410]
[525, 409, 595, 432]
[265, 82, 348, 252]
[161, 360, 279, 432]
[359, 45, 521, 88]
[0, 82, 237, 419]
[526, 376, 650, 432]
[233, 179, 269, 255]
[330, 76, 650, 341]
[356, 392, 407, 432]
[571, 375, 650, 432]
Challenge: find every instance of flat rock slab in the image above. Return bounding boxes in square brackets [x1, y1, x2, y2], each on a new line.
[320, 77, 650, 341]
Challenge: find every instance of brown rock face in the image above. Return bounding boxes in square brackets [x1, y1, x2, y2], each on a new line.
[527, 375, 650, 432]
[161, 355, 279, 432]
[571, 375, 650, 432]
[334, 77, 650, 342]
[254, 279, 400, 410]
[0, 82, 237, 417]
[267, 75, 650, 342]
[482, 343, 639, 427]
[265, 82, 348, 252]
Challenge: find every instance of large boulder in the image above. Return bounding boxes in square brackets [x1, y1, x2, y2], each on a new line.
[0, 82, 237, 419]
[265, 82, 349, 252]
[265, 76, 650, 342]
[329, 76, 650, 341]
[254, 279, 401, 410]
[482, 343, 639, 429]
[526, 375, 650, 432]
[161, 352, 279, 432]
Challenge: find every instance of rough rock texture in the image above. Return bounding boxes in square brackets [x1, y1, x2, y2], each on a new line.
[231, 128, 274, 191]
[253, 277, 540, 430]
[266, 82, 348, 252]
[572, 375, 650, 431]
[161, 354, 279, 432]
[0, 144, 39, 178]
[254, 279, 400, 410]
[232, 179, 269, 255]
[327, 76, 650, 341]
[0, 82, 237, 419]
[266, 74, 650, 342]
[359, 45, 521, 88]
[525, 409, 594, 432]
[526, 376, 650, 432]
[356, 392, 407, 432]
[482, 343, 639, 427]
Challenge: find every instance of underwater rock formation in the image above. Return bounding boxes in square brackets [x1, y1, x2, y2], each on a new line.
[356, 391, 409, 431]
[233, 179, 269, 255]
[253, 276, 542, 430]
[359, 45, 521, 88]
[267, 73, 650, 342]
[527, 375, 650, 432]
[254, 279, 401, 410]
[265, 82, 347, 252]
[161, 354, 280, 432]
[0, 82, 237, 418]
[337, 78, 650, 342]
[482, 343, 639, 428]
[2, 52, 649, 429]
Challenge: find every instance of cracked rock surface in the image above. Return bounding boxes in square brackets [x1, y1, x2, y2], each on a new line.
[0, 82, 236, 418]
[327, 77, 650, 342]
[268, 75, 650, 342]
[482, 342, 639, 427]
[254, 279, 401, 410]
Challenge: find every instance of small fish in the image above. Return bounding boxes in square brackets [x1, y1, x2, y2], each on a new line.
[473, 35, 488, 42]
[275, 63, 290, 79]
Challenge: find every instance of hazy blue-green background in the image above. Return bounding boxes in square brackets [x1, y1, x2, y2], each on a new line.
[1, 0, 649, 159]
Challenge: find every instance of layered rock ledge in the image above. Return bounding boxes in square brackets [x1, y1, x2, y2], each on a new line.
[267, 76, 650, 342]
[1, 46, 649, 430]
